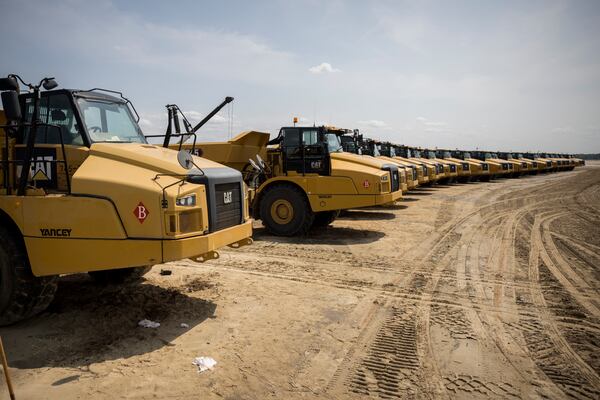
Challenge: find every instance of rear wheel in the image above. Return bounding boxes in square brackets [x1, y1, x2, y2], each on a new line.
[312, 210, 340, 228]
[0, 225, 58, 326]
[259, 184, 314, 236]
[89, 266, 152, 284]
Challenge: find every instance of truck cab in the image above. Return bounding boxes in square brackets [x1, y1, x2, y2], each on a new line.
[0, 75, 252, 324]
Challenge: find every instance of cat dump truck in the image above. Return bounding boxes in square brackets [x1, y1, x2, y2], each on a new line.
[449, 151, 492, 181]
[163, 119, 403, 236]
[371, 141, 419, 190]
[435, 150, 473, 182]
[338, 134, 417, 191]
[354, 140, 409, 193]
[422, 149, 460, 183]
[399, 146, 445, 183]
[0, 75, 253, 325]
[350, 138, 414, 192]
[498, 152, 534, 175]
[393, 146, 438, 184]
[512, 153, 542, 174]
[524, 153, 554, 172]
[471, 151, 511, 178]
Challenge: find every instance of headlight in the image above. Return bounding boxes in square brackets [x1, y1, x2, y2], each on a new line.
[176, 194, 197, 207]
[381, 174, 389, 182]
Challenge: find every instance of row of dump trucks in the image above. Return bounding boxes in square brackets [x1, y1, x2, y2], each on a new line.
[0, 76, 583, 324]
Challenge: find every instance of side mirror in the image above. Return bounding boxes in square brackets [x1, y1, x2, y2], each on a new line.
[50, 109, 66, 122]
[43, 79, 58, 90]
[0, 76, 18, 91]
[1, 91, 22, 121]
[177, 150, 194, 170]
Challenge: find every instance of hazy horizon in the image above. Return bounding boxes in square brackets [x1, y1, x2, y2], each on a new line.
[2, 0, 599, 153]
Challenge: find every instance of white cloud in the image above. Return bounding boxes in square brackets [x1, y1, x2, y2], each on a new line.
[358, 120, 388, 128]
[416, 117, 449, 133]
[308, 62, 340, 74]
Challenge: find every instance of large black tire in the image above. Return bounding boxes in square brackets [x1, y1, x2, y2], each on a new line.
[312, 210, 340, 228]
[89, 266, 152, 285]
[0, 225, 58, 326]
[259, 184, 314, 236]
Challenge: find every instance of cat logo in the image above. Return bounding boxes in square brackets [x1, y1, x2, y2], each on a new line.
[16, 155, 54, 181]
[310, 160, 322, 169]
[223, 191, 233, 204]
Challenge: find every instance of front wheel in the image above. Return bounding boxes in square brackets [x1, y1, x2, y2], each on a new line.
[259, 184, 314, 236]
[312, 210, 340, 228]
[0, 226, 58, 326]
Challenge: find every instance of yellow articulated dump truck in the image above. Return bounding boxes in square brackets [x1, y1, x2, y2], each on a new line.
[165, 120, 403, 236]
[336, 134, 418, 192]
[471, 151, 511, 179]
[422, 149, 460, 183]
[435, 150, 472, 182]
[499, 152, 533, 175]
[0, 75, 252, 325]
[448, 151, 492, 181]
[350, 138, 414, 192]
[372, 142, 418, 191]
[392, 146, 436, 185]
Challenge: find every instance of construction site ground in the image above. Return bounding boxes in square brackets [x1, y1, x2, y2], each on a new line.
[1, 162, 599, 399]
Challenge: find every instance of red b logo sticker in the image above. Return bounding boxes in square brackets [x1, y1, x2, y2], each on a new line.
[363, 180, 370, 188]
[134, 202, 149, 223]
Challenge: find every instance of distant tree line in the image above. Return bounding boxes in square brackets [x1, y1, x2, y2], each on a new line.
[574, 154, 600, 160]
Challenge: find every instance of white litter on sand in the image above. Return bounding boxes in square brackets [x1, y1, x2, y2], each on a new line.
[192, 357, 217, 373]
[138, 319, 160, 329]
[180, 323, 190, 328]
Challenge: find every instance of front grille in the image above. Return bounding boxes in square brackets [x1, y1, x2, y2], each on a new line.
[503, 163, 509, 170]
[412, 168, 417, 181]
[462, 163, 469, 171]
[422, 165, 428, 175]
[214, 182, 242, 231]
[450, 164, 456, 172]
[482, 163, 489, 171]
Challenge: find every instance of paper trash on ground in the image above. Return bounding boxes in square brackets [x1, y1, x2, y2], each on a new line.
[138, 319, 160, 329]
[193, 357, 217, 372]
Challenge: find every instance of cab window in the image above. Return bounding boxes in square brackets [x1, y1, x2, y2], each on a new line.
[22, 94, 84, 145]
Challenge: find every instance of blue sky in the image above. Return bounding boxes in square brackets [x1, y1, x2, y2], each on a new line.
[2, 0, 599, 152]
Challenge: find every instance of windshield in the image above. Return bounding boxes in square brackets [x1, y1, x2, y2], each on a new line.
[78, 99, 146, 143]
[492, 153, 498, 158]
[506, 153, 514, 159]
[373, 145, 381, 156]
[324, 133, 343, 153]
[484, 152, 492, 159]
[413, 150, 421, 158]
[516, 153, 523, 158]
[427, 151, 436, 159]
[463, 152, 471, 158]
[443, 151, 451, 158]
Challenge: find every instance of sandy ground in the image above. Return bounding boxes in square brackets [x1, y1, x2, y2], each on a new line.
[1, 163, 599, 399]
